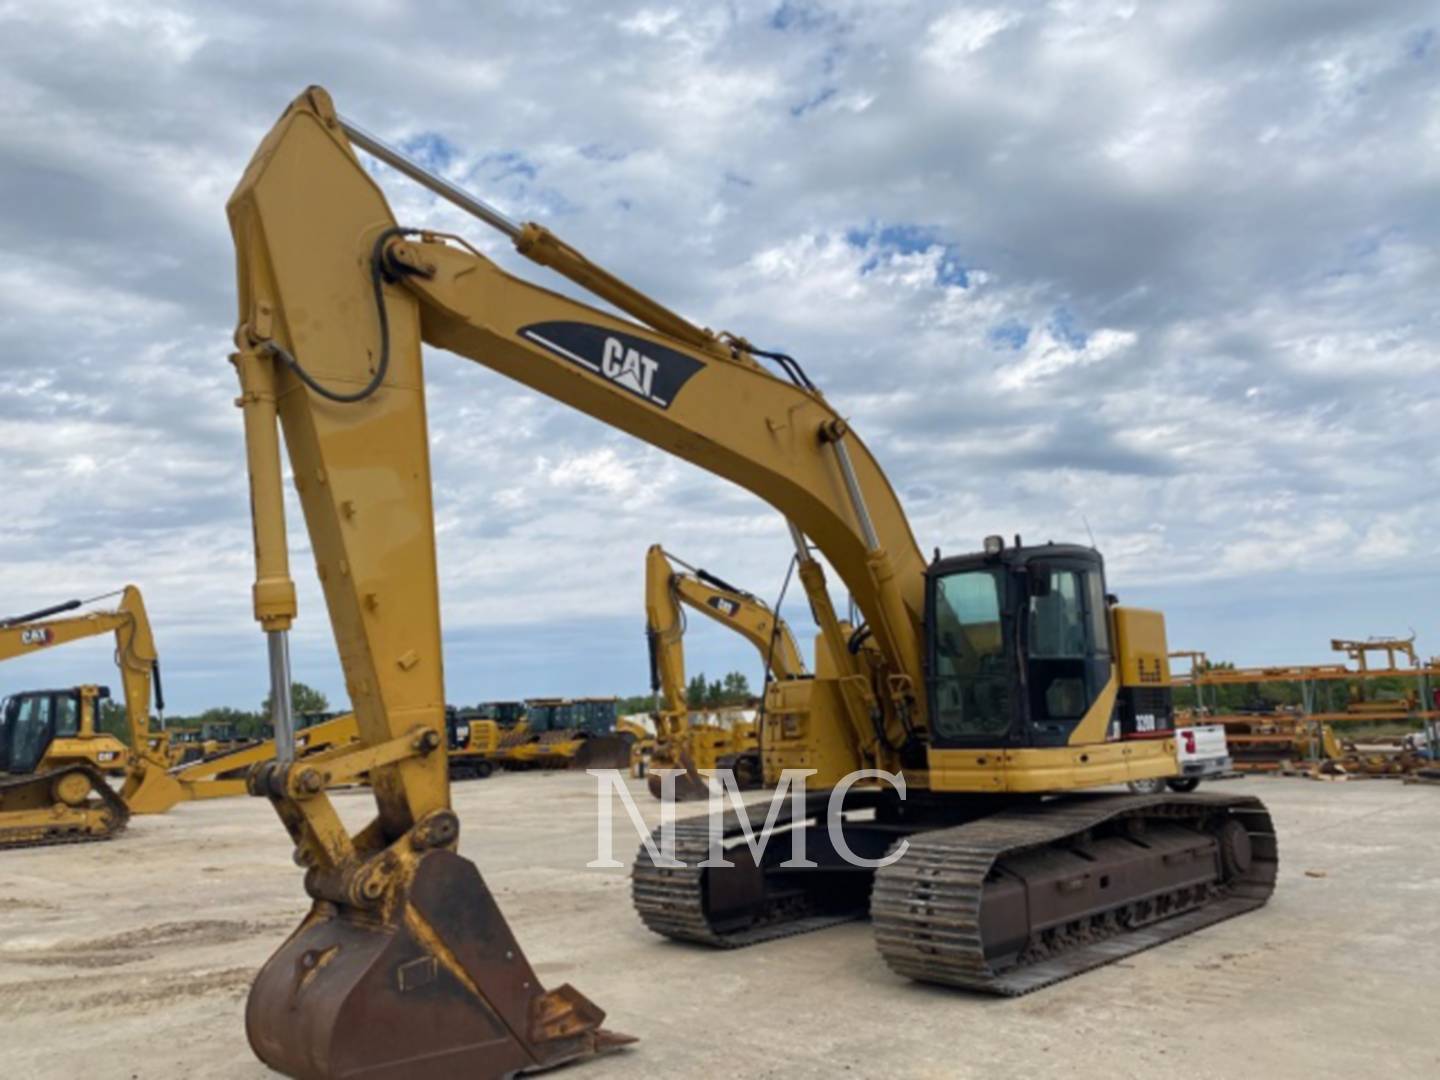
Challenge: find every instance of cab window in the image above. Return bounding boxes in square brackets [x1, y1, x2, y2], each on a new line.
[1024, 565, 1111, 738]
[54, 694, 80, 738]
[930, 569, 1011, 741]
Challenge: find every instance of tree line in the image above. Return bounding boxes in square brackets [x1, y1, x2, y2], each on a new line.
[98, 682, 332, 743]
[616, 670, 755, 716]
[99, 667, 760, 745]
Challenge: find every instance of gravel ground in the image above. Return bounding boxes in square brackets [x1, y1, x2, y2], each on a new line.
[1, 772, 1436, 1079]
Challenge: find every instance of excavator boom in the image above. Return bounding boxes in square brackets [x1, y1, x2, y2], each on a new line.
[235, 88, 928, 766]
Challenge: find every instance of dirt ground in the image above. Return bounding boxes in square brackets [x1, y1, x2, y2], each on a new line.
[2, 772, 1437, 1079]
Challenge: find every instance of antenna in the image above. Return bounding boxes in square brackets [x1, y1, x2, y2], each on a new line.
[1081, 513, 1097, 549]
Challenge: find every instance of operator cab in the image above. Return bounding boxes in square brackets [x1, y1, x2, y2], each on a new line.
[575, 697, 618, 734]
[926, 539, 1112, 749]
[0, 686, 108, 774]
[445, 706, 470, 751]
[478, 700, 526, 727]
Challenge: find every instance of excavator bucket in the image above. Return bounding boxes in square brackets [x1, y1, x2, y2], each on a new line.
[118, 759, 187, 815]
[0, 763, 130, 849]
[568, 732, 635, 772]
[247, 848, 633, 1079]
[645, 746, 713, 802]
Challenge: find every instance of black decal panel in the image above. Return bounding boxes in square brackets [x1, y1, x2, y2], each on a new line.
[517, 321, 705, 410]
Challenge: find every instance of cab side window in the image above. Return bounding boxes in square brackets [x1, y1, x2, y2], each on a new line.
[54, 694, 80, 738]
[1025, 567, 1112, 739]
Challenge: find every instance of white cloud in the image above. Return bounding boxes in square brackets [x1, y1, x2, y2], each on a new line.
[0, 0, 1435, 707]
[996, 326, 1138, 389]
[923, 8, 1023, 63]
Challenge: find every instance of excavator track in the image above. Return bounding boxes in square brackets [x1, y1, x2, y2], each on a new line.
[0, 763, 131, 850]
[632, 795, 867, 947]
[871, 792, 1277, 995]
[635, 790, 1277, 993]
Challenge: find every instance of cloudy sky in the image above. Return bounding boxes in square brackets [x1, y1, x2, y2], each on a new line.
[1, 1, 1436, 714]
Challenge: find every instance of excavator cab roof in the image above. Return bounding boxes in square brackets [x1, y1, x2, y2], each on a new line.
[931, 541, 1101, 577]
[2, 685, 111, 702]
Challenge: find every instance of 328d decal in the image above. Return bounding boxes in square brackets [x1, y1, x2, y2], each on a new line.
[518, 322, 705, 410]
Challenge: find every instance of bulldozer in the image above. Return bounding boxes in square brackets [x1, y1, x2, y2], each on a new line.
[222, 86, 1276, 1077]
[501, 697, 633, 770]
[1, 684, 130, 777]
[644, 543, 807, 799]
[0, 585, 348, 827]
[0, 586, 185, 844]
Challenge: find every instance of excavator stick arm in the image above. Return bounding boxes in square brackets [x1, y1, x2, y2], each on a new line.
[669, 563, 807, 681]
[229, 87, 631, 1078]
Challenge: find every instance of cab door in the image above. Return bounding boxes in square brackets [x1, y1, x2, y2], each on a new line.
[927, 567, 1021, 746]
[7, 693, 58, 774]
[0, 697, 13, 771]
[1021, 561, 1112, 746]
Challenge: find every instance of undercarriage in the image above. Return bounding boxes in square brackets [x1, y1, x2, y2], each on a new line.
[634, 789, 1276, 993]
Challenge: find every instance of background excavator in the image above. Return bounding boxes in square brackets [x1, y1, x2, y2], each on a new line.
[644, 543, 805, 799]
[0, 586, 185, 844]
[163, 711, 362, 800]
[225, 87, 1276, 1077]
[0, 587, 351, 829]
[444, 705, 499, 779]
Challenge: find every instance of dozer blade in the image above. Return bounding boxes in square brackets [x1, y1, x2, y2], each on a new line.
[0, 763, 130, 849]
[567, 733, 634, 772]
[247, 848, 633, 1079]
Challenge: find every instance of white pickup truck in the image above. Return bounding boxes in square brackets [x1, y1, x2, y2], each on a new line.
[1129, 724, 1232, 794]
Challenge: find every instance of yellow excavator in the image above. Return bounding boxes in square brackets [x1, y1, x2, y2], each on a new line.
[0, 586, 188, 844]
[224, 87, 1276, 1076]
[644, 543, 805, 798]
[445, 706, 500, 779]
[0, 586, 351, 828]
[615, 715, 656, 772]
[164, 711, 362, 800]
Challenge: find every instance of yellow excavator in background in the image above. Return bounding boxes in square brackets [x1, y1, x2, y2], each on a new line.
[0, 586, 187, 844]
[615, 715, 656, 771]
[644, 543, 806, 799]
[169, 721, 255, 764]
[224, 87, 1276, 1077]
[163, 711, 361, 800]
[444, 705, 500, 779]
